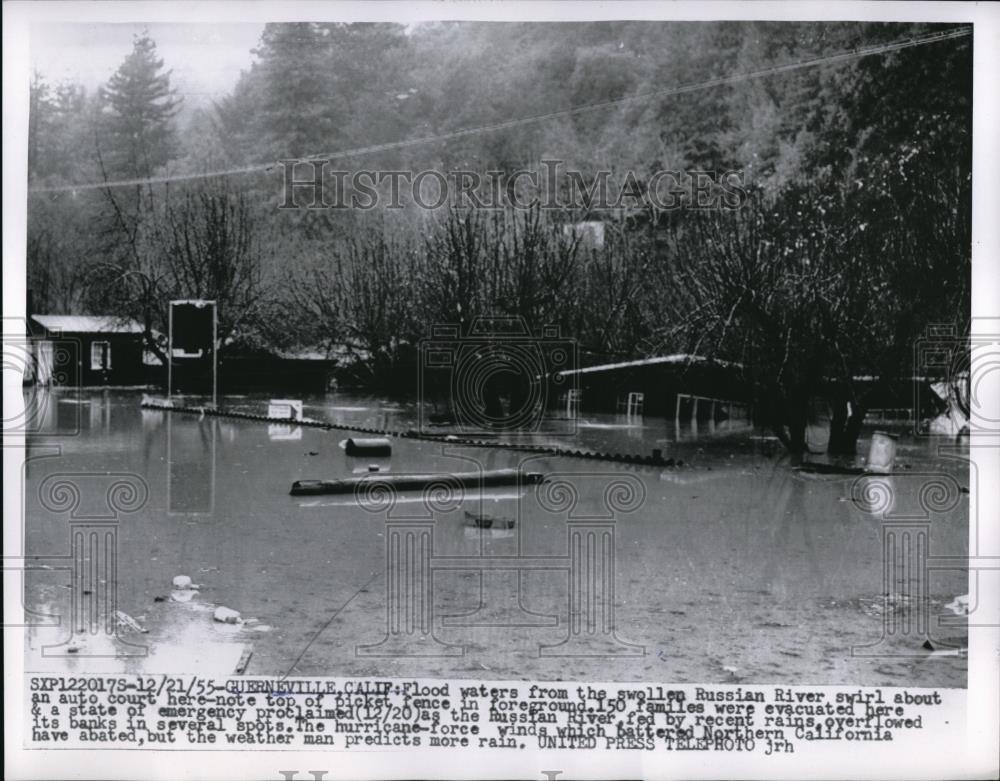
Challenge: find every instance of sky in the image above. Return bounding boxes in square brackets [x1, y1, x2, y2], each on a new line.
[30, 22, 265, 106]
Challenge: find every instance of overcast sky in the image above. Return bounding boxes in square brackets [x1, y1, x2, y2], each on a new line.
[30, 22, 265, 104]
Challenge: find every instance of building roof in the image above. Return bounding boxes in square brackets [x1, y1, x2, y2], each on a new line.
[31, 315, 144, 334]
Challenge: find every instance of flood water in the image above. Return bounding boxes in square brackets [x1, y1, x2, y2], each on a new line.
[21, 388, 969, 686]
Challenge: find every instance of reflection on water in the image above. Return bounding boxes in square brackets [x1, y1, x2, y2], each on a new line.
[168, 415, 217, 515]
[22, 389, 969, 685]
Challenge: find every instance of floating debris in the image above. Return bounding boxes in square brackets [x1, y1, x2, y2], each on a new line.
[722, 665, 741, 680]
[172, 575, 199, 590]
[213, 606, 242, 624]
[292, 469, 542, 496]
[922, 637, 968, 656]
[171, 590, 196, 603]
[345, 437, 392, 457]
[944, 594, 970, 616]
[464, 511, 515, 530]
[115, 610, 148, 634]
[234, 645, 254, 674]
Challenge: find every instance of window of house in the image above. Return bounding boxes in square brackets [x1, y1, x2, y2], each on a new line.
[90, 341, 111, 371]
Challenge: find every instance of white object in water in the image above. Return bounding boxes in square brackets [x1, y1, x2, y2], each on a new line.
[173, 575, 192, 589]
[115, 610, 149, 633]
[269, 399, 303, 421]
[865, 431, 897, 474]
[929, 380, 970, 435]
[213, 606, 242, 624]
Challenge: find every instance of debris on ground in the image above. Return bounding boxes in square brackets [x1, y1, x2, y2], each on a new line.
[213, 606, 242, 624]
[171, 590, 196, 603]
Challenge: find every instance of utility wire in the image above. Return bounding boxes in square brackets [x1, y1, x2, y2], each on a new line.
[28, 25, 971, 195]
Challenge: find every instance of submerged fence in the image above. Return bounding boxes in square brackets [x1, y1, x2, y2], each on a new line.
[140, 398, 681, 467]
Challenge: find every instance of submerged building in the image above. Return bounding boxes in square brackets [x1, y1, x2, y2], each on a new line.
[28, 315, 152, 386]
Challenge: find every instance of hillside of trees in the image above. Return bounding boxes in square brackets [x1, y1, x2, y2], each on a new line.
[26, 21, 972, 453]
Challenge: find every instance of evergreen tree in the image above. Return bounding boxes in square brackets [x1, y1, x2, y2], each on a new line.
[98, 32, 181, 179]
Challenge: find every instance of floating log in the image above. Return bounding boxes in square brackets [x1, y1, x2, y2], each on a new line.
[290, 469, 542, 496]
[345, 437, 392, 456]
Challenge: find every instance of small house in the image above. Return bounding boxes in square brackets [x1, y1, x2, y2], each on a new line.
[29, 315, 150, 386]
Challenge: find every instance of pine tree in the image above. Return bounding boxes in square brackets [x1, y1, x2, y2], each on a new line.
[98, 32, 181, 179]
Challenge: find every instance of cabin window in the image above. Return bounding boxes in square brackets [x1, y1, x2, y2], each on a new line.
[90, 341, 111, 370]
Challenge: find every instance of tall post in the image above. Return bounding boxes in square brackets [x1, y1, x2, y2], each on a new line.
[167, 302, 173, 400]
[212, 301, 218, 407]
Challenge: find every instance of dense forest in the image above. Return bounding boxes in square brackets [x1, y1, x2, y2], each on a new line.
[26, 21, 972, 453]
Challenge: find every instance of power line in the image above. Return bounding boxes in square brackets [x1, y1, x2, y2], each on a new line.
[27, 25, 971, 195]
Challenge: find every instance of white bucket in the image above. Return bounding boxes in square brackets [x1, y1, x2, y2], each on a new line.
[866, 431, 897, 474]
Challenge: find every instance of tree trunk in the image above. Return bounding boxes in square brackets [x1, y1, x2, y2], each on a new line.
[828, 398, 866, 455]
[770, 392, 809, 464]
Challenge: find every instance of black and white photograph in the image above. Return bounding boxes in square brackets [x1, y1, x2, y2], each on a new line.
[4, 1, 999, 779]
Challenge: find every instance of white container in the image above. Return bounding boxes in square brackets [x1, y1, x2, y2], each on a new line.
[866, 431, 897, 474]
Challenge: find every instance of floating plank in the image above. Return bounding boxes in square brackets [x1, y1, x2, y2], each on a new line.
[290, 469, 543, 496]
[234, 644, 254, 674]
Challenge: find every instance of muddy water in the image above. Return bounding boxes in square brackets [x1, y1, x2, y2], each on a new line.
[22, 390, 968, 686]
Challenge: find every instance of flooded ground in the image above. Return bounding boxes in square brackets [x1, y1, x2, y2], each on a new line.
[21, 389, 969, 687]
